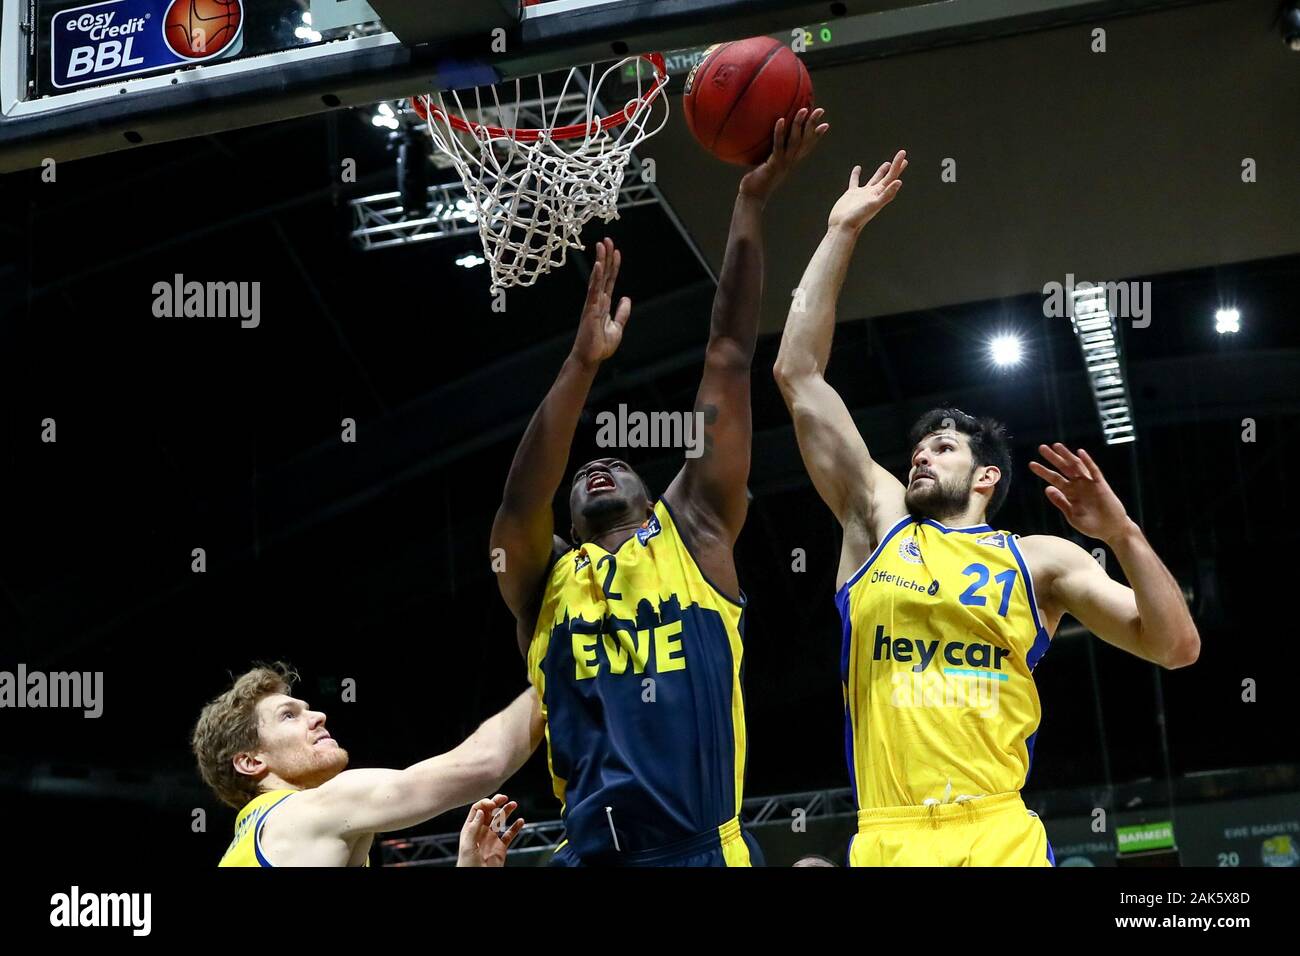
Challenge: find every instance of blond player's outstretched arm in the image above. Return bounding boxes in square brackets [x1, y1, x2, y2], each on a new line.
[773, 152, 910, 587]
[291, 687, 544, 839]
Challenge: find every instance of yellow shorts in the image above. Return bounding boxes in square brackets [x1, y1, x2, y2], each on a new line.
[848, 791, 1054, 867]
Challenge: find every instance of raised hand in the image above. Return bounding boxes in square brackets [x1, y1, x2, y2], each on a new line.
[570, 238, 632, 367]
[456, 793, 526, 867]
[1028, 444, 1133, 543]
[827, 150, 907, 232]
[740, 107, 830, 202]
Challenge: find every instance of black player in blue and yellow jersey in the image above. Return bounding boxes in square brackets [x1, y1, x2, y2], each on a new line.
[491, 110, 828, 867]
[773, 151, 1201, 866]
[191, 663, 541, 866]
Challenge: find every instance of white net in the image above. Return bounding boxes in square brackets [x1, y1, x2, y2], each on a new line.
[417, 55, 669, 292]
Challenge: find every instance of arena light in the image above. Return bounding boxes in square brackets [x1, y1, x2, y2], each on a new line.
[371, 103, 399, 130]
[1215, 308, 1240, 334]
[454, 198, 478, 224]
[296, 11, 323, 43]
[456, 253, 486, 269]
[989, 333, 1024, 367]
[1068, 286, 1136, 445]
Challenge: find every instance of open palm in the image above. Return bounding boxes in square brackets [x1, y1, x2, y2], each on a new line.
[457, 794, 525, 867]
[740, 107, 830, 201]
[1028, 443, 1131, 542]
[571, 238, 631, 366]
[828, 150, 907, 232]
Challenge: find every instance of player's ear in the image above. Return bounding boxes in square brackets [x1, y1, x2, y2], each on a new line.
[977, 464, 1001, 490]
[232, 751, 266, 780]
[569, 524, 579, 545]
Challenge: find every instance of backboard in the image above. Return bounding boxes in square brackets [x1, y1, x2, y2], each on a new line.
[0, 0, 914, 171]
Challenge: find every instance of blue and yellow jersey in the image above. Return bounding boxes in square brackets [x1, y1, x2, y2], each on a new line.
[528, 498, 747, 859]
[838, 517, 1053, 810]
[217, 788, 373, 867]
[217, 789, 298, 867]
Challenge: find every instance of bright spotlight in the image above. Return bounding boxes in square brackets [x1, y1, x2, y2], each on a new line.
[456, 253, 486, 269]
[371, 102, 399, 130]
[989, 333, 1024, 367]
[295, 12, 322, 43]
[1214, 309, 1240, 334]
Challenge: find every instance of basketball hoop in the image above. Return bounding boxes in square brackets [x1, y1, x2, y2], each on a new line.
[411, 51, 669, 293]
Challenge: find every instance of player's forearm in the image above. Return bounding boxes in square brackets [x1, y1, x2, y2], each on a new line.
[497, 354, 599, 519]
[465, 687, 543, 787]
[774, 224, 860, 382]
[1106, 521, 1200, 668]
[706, 190, 766, 365]
[384, 689, 541, 828]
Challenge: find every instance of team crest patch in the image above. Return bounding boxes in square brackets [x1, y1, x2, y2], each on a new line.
[898, 537, 923, 564]
[636, 514, 662, 546]
[976, 532, 1007, 548]
[574, 550, 591, 572]
[1262, 835, 1299, 867]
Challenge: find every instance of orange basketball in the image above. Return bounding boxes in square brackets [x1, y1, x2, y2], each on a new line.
[164, 0, 242, 59]
[683, 37, 814, 166]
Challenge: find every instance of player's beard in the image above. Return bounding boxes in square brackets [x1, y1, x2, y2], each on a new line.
[578, 491, 632, 536]
[905, 469, 975, 522]
[279, 742, 350, 789]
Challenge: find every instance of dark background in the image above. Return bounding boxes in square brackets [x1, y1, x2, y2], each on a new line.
[2, 0, 1298, 867]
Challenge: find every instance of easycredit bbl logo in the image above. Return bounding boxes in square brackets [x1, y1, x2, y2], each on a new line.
[52, 0, 245, 90]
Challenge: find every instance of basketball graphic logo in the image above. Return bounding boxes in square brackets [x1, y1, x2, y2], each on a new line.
[164, 0, 243, 60]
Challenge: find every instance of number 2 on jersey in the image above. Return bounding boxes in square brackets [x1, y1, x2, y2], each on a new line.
[597, 554, 622, 600]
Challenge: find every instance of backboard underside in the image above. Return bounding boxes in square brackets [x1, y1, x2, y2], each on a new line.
[0, 0, 924, 172]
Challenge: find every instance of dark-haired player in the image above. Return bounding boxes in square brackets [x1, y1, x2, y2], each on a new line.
[773, 151, 1201, 866]
[490, 111, 827, 866]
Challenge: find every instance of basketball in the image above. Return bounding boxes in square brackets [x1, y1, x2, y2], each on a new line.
[163, 0, 242, 59]
[683, 37, 814, 166]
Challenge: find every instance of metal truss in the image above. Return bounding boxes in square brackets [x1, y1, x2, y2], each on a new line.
[379, 786, 859, 866]
[382, 816, 572, 867]
[349, 176, 662, 251]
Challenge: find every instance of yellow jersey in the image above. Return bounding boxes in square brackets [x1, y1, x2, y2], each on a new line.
[217, 788, 373, 867]
[217, 789, 298, 867]
[838, 516, 1053, 810]
[527, 498, 749, 860]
